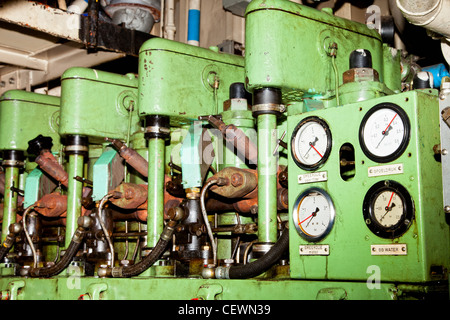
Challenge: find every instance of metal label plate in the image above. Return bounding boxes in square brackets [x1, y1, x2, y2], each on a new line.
[368, 163, 403, 177]
[299, 245, 330, 256]
[370, 244, 407, 255]
[298, 171, 328, 184]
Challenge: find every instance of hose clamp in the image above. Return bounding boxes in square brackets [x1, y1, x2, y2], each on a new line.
[252, 103, 286, 116]
[1, 160, 25, 167]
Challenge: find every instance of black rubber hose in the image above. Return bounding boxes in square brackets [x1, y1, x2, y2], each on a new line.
[29, 238, 82, 278]
[28, 217, 92, 278]
[120, 237, 170, 277]
[103, 221, 177, 278]
[221, 228, 289, 279]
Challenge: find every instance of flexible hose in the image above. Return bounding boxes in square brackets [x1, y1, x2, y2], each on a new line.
[28, 217, 92, 278]
[29, 236, 83, 278]
[103, 221, 177, 278]
[215, 228, 289, 279]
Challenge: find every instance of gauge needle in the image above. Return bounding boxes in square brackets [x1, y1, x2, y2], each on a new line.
[375, 113, 397, 149]
[382, 114, 397, 135]
[304, 137, 319, 157]
[380, 192, 395, 221]
[310, 143, 323, 158]
[299, 207, 320, 226]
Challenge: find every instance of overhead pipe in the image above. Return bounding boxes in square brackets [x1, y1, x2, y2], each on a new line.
[165, 0, 176, 40]
[187, 0, 201, 46]
[396, 0, 450, 38]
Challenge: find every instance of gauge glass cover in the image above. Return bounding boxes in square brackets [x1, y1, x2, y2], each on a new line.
[293, 188, 335, 242]
[291, 117, 332, 170]
[359, 103, 410, 163]
[363, 180, 414, 239]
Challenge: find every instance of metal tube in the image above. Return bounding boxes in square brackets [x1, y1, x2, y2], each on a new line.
[147, 137, 166, 248]
[1, 166, 20, 243]
[65, 153, 85, 248]
[257, 114, 278, 243]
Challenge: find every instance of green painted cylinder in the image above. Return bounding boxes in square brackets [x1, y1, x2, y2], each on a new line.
[1, 166, 20, 243]
[257, 114, 278, 243]
[146, 137, 166, 248]
[65, 154, 85, 248]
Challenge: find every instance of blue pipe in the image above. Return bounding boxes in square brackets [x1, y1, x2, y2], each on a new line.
[422, 63, 450, 88]
[187, 5, 200, 45]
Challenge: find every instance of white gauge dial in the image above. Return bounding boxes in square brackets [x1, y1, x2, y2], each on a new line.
[291, 117, 331, 170]
[373, 190, 404, 228]
[293, 188, 335, 242]
[360, 103, 410, 163]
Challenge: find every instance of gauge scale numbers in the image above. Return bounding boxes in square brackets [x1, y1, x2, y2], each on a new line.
[359, 103, 410, 163]
[293, 188, 335, 242]
[372, 190, 404, 228]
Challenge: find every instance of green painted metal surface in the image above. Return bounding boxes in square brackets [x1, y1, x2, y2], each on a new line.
[147, 137, 166, 248]
[1, 167, 19, 243]
[287, 90, 449, 283]
[244, 0, 393, 102]
[257, 114, 279, 243]
[92, 149, 124, 201]
[59, 67, 140, 144]
[180, 122, 203, 189]
[0, 90, 61, 153]
[138, 38, 245, 125]
[65, 154, 85, 249]
[0, 276, 402, 300]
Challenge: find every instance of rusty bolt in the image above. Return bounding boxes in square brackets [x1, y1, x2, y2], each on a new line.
[231, 173, 244, 187]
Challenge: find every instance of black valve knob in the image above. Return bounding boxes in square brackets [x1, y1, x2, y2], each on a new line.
[27, 135, 53, 156]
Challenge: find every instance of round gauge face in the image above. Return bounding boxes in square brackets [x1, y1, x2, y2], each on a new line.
[359, 103, 410, 163]
[363, 180, 414, 239]
[291, 117, 332, 171]
[292, 188, 335, 242]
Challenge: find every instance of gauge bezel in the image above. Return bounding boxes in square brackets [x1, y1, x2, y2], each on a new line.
[291, 116, 332, 171]
[359, 102, 411, 163]
[363, 180, 414, 239]
[292, 187, 336, 242]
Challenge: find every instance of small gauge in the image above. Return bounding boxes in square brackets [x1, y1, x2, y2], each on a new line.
[292, 188, 336, 242]
[363, 180, 414, 239]
[359, 103, 410, 163]
[291, 116, 332, 171]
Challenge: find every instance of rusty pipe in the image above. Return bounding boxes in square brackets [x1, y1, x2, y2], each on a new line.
[199, 115, 258, 165]
[105, 138, 149, 178]
[35, 150, 69, 188]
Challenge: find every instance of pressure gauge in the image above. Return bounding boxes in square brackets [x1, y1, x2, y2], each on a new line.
[363, 180, 414, 239]
[359, 103, 410, 163]
[292, 188, 336, 242]
[291, 117, 332, 170]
